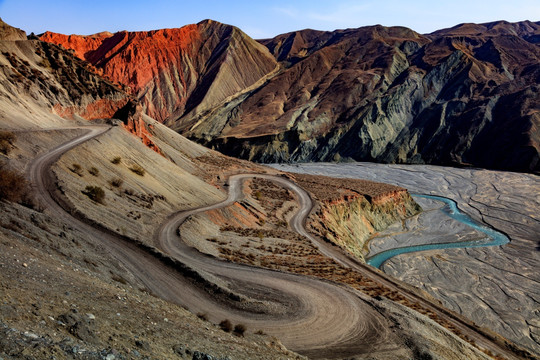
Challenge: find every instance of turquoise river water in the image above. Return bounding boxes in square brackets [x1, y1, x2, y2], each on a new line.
[366, 194, 510, 269]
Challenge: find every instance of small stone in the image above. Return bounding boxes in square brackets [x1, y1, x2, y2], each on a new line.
[22, 263, 28, 267]
[172, 344, 186, 355]
[163, 317, 168, 322]
[86, 313, 95, 320]
[106, 355, 115, 360]
[24, 331, 39, 339]
[135, 340, 150, 351]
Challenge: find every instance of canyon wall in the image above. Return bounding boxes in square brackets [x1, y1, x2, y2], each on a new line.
[39, 20, 540, 172]
[293, 174, 421, 260]
[197, 21, 540, 173]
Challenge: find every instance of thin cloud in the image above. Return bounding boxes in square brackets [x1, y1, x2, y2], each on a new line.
[273, 6, 299, 18]
[242, 26, 274, 40]
[307, 2, 373, 27]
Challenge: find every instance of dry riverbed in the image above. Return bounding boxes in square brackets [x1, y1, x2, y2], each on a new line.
[271, 162, 540, 356]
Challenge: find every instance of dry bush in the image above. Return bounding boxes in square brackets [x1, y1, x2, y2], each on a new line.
[111, 156, 121, 164]
[0, 162, 28, 202]
[82, 185, 105, 204]
[129, 164, 145, 176]
[0, 131, 15, 155]
[70, 163, 83, 176]
[219, 319, 233, 332]
[88, 167, 99, 176]
[196, 312, 208, 321]
[233, 324, 246, 337]
[110, 178, 123, 187]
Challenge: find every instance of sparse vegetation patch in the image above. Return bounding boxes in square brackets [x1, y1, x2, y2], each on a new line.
[82, 185, 105, 204]
[0, 131, 16, 155]
[129, 164, 145, 176]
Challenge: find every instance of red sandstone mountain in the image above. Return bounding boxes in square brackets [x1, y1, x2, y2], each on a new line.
[40, 20, 278, 123]
[40, 20, 540, 173]
[0, 19, 130, 126]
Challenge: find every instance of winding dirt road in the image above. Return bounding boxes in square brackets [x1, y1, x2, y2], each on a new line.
[160, 175, 529, 360]
[29, 126, 530, 359]
[29, 127, 395, 359]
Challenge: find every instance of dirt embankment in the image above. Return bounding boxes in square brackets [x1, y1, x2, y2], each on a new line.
[291, 173, 422, 260]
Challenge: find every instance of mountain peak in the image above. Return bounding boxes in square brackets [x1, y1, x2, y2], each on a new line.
[41, 21, 278, 123]
[429, 20, 540, 38]
[0, 18, 27, 41]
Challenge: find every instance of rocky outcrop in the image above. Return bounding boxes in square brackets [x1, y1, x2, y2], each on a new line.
[113, 100, 163, 155]
[196, 21, 540, 173]
[0, 21, 130, 125]
[292, 174, 421, 260]
[40, 20, 279, 123]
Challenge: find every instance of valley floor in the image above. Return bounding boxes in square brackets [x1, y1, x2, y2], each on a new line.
[271, 162, 540, 355]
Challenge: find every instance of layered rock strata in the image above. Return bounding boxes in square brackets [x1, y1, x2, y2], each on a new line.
[292, 173, 421, 260]
[40, 20, 279, 123]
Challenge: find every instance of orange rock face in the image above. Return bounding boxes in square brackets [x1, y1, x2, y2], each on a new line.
[40, 31, 113, 63]
[40, 20, 278, 123]
[115, 102, 163, 155]
[53, 98, 129, 120]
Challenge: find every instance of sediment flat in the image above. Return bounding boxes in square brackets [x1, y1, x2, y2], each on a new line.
[271, 162, 540, 355]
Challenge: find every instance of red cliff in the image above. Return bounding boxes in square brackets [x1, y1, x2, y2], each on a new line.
[40, 20, 278, 124]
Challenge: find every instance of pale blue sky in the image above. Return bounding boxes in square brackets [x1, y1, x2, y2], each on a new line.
[1, 0, 539, 38]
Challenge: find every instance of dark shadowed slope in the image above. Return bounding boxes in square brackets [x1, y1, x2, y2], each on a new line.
[198, 21, 540, 173]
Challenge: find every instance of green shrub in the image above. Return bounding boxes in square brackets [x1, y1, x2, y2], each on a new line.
[82, 185, 105, 204]
[129, 164, 145, 176]
[0, 131, 16, 155]
[219, 319, 232, 332]
[111, 156, 122, 164]
[233, 324, 246, 337]
[88, 167, 99, 176]
[110, 178, 123, 187]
